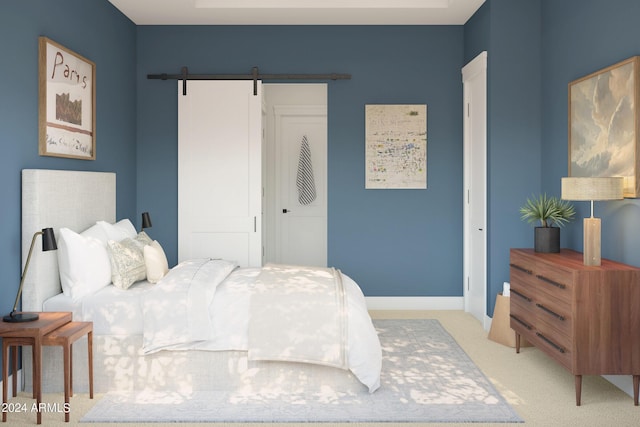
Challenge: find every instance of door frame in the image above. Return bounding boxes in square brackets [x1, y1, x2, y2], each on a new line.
[462, 51, 488, 328]
[262, 84, 328, 266]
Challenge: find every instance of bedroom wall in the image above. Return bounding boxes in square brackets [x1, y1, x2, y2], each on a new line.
[0, 0, 137, 366]
[540, 0, 640, 266]
[135, 25, 465, 297]
[463, 0, 543, 316]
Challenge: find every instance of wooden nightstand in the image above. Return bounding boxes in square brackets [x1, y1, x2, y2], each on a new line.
[42, 321, 94, 422]
[1, 312, 71, 424]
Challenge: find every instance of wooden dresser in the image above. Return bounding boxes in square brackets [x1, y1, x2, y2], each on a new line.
[509, 248, 640, 406]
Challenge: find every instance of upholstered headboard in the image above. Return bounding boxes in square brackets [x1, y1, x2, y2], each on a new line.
[21, 169, 115, 311]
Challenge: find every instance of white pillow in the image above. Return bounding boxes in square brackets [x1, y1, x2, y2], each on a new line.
[57, 227, 112, 302]
[144, 240, 169, 283]
[97, 219, 137, 242]
[106, 237, 147, 290]
[80, 223, 110, 245]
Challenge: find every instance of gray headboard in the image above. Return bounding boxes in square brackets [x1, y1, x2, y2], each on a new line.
[22, 169, 116, 311]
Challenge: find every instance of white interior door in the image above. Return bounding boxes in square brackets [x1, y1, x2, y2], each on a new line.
[462, 51, 488, 326]
[178, 80, 262, 267]
[274, 105, 327, 267]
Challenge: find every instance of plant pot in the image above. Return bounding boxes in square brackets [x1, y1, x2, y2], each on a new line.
[534, 227, 560, 253]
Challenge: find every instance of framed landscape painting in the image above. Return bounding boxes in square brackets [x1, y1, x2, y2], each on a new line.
[568, 56, 640, 198]
[39, 37, 96, 160]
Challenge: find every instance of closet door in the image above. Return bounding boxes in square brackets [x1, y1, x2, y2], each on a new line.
[178, 80, 262, 267]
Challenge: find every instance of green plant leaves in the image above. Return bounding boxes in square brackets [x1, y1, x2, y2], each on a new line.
[520, 193, 575, 228]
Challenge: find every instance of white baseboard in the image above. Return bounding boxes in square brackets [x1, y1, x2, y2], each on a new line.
[365, 296, 464, 311]
[603, 375, 635, 399]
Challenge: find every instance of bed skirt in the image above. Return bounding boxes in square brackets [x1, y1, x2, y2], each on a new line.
[23, 335, 366, 394]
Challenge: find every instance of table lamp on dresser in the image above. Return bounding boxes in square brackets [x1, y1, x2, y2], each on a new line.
[561, 177, 624, 266]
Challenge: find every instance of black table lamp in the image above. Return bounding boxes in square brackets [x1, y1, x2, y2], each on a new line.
[141, 212, 152, 231]
[3, 228, 57, 323]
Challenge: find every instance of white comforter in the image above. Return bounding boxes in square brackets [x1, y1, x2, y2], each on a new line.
[141, 259, 382, 392]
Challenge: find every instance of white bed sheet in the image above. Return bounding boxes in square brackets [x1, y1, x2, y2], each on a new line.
[43, 280, 154, 335]
[43, 265, 381, 391]
[43, 268, 259, 338]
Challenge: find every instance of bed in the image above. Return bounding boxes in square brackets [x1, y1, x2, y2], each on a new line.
[20, 169, 381, 395]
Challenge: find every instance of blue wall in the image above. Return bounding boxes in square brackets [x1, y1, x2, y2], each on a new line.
[0, 1, 137, 325]
[540, 0, 640, 265]
[136, 25, 465, 296]
[463, 0, 543, 315]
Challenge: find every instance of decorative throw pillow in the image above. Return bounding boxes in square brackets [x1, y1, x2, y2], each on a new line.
[135, 231, 153, 247]
[144, 240, 169, 283]
[107, 238, 147, 290]
[57, 227, 112, 302]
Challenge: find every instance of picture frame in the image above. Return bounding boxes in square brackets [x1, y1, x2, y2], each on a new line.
[365, 104, 427, 189]
[39, 36, 96, 160]
[568, 56, 640, 198]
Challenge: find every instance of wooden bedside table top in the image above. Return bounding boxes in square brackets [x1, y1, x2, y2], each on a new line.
[0, 312, 72, 338]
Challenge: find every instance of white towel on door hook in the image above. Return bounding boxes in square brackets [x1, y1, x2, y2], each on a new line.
[296, 135, 317, 205]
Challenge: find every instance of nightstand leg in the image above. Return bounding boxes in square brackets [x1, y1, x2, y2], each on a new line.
[575, 375, 582, 406]
[88, 330, 93, 399]
[11, 346, 17, 399]
[633, 375, 639, 406]
[63, 343, 70, 423]
[2, 341, 7, 422]
[34, 338, 41, 425]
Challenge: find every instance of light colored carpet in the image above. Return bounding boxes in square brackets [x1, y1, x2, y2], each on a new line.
[4, 310, 639, 426]
[80, 319, 521, 423]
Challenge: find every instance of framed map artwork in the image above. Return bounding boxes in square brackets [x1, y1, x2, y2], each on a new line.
[365, 104, 427, 189]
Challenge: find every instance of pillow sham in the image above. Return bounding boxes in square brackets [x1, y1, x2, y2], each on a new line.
[57, 227, 112, 302]
[106, 237, 147, 290]
[97, 219, 137, 242]
[144, 240, 169, 283]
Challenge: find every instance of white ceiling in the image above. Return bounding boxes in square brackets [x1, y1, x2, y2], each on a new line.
[108, 0, 485, 25]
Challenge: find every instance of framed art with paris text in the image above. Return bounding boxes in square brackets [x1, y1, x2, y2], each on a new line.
[39, 37, 96, 160]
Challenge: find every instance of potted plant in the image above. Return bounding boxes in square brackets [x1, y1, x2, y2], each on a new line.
[520, 194, 575, 253]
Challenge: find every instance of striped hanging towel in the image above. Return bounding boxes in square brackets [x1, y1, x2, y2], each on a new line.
[296, 135, 317, 205]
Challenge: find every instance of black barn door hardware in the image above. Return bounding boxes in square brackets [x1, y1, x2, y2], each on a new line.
[148, 66, 351, 96]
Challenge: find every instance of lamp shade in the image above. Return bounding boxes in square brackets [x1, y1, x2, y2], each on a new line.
[561, 177, 624, 201]
[141, 212, 152, 229]
[42, 227, 57, 251]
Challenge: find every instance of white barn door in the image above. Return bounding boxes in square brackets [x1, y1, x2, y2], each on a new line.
[178, 80, 262, 267]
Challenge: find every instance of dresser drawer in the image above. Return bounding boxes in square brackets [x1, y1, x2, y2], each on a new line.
[511, 287, 535, 318]
[535, 323, 572, 370]
[534, 263, 574, 304]
[535, 295, 572, 340]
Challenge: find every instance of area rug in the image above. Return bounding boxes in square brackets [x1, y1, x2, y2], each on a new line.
[81, 319, 522, 423]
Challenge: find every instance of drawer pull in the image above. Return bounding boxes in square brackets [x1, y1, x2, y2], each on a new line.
[536, 332, 566, 353]
[536, 275, 566, 289]
[536, 303, 565, 321]
[510, 263, 532, 275]
[509, 314, 532, 330]
[511, 288, 532, 302]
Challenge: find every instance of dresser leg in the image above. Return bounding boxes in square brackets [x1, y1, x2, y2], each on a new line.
[515, 333, 521, 354]
[633, 375, 639, 406]
[575, 375, 582, 406]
